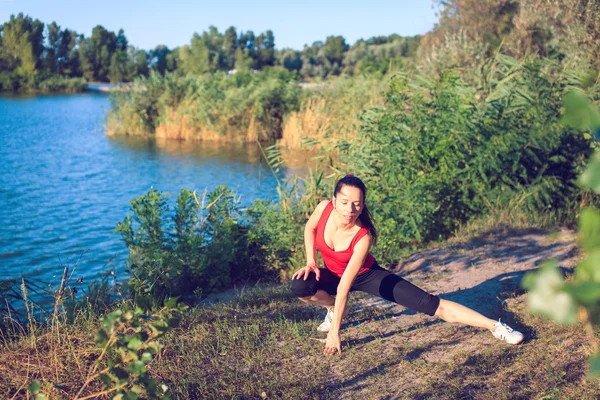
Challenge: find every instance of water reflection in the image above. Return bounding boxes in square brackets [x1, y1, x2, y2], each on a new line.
[0, 94, 317, 285]
[108, 135, 318, 178]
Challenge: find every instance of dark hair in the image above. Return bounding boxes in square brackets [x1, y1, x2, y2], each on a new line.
[333, 175, 377, 245]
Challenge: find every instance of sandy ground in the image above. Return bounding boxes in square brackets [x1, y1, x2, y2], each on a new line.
[329, 228, 581, 398]
[203, 228, 583, 398]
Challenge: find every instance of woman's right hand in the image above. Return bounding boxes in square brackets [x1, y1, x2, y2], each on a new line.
[292, 262, 320, 281]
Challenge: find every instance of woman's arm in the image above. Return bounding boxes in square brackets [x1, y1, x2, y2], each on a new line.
[292, 200, 329, 281]
[324, 234, 372, 355]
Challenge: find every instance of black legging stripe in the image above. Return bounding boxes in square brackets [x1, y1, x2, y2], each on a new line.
[291, 264, 440, 317]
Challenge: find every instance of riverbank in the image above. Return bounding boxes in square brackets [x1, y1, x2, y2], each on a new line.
[86, 82, 132, 93]
[104, 71, 384, 146]
[2, 227, 598, 399]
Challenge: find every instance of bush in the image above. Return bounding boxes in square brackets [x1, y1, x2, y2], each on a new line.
[37, 76, 87, 93]
[106, 69, 302, 141]
[338, 56, 595, 264]
[116, 186, 279, 305]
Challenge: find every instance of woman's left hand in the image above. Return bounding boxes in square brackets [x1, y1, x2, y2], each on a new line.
[323, 331, 341, 356]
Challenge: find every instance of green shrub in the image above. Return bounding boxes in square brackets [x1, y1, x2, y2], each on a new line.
[106, 69, 302, 141]
[523, 89, 600, 377]
[37, 76, 87, 93]
[338, 56, 595, 264]
[116, 186, 272, 304]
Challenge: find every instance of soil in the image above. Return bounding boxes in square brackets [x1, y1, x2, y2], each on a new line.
[204, 227, 584, 398]
[330, 227, 582, 398]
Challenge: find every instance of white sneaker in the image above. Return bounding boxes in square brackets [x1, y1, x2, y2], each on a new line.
[317, 307, 334, 332]
[317, 307, 350, 332]
[492, 319, 524, 345]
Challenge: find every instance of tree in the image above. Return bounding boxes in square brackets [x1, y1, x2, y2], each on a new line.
[0, 14, 44, 88]
[321, 35, 348, 67]
[255, 30, 275, 69]
[77, 35, 94, 81]
[223, 26, 238, 70]
[81, 25, 117, 81]
[234, 46, 253, 71]
[151, 45, 171, 75]
[134, 48, 149, 77]
[45, 21, 60, 73]
[277, 48, 302, 72]
[108, 48, 128, 83]
[239, 30, 256, 64]
[57, 28, 79, 76]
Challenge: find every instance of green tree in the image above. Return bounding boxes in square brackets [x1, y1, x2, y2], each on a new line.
[165, 47, 179, 74]
[277, 48, 302, 72]
[255, 30, 275, 69]
[233, 46, 253, 71]
[54, 29, 79, 76]
[321, 35, 348, 66]
[77, 35, 94, 80]
[134, 48, 149, 77]
[0, 14, 44, 89]
[79, 25, 118, 81]
[239, 30, 256, 64]
[223, 26, 238, 70]
[150, 45, 171, 75]
[44, 21, 60, 73]
[108, 49, 127, 83]
[180, 33, 211, 75]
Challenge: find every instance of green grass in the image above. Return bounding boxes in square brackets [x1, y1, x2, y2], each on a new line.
[2, 282, 599, 399]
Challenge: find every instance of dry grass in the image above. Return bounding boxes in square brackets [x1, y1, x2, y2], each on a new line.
[1, 229, 598, 399]
[4, 286, 597, 399]
[154, 107, 270, 143]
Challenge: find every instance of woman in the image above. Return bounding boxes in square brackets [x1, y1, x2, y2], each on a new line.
[291, 175, 524, 356]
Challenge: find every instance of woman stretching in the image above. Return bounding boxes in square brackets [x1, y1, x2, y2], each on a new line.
[291, 175, 524, 356]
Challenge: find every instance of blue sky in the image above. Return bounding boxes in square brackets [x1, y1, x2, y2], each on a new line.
[0, 0, 440, 51]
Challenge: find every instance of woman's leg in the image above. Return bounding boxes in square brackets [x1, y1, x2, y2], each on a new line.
[434, 299, 496, 330]
[352, 265, 440, 317]
[291, 269, 340, 308]
[298, 289, 336, 308]
[291, 269, 344, 332]
[354, 265, 495, 327]
[353, 265, 524, 343]
[435, 299, 524, 344]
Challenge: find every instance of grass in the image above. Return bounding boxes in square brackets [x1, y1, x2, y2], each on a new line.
[1, 276, 599, 399]
[0, 215, 596, 399]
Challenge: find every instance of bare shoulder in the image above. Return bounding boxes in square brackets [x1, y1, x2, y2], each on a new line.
[306, 199, 330, 225]
[315, 199, 330, 211]
[356, 231, 373, 250]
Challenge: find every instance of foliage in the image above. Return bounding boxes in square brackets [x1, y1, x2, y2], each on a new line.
[115, 186, 264, 304]
[523, 89, 600, 377]
[336, 56, 594, 264]
[50, 297, 187, 399]
[0, 13, 422, 92]
[37, 76, 87, 93]
[422, 0, 600, 71]
[106, 69, 302, 141]
[246, 169, 329, 279]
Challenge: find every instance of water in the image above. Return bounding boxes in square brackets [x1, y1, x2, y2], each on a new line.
[0, 93, 300, 284]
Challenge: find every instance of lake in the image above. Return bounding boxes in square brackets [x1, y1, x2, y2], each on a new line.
[0, 93, 304, 285]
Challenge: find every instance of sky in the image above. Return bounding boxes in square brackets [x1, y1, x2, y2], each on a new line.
[0, 0, 440, 51]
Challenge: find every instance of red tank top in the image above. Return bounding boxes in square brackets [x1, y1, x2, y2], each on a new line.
[315, 201, 375, 278]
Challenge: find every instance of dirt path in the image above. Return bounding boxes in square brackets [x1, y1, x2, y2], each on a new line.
[328, 228, 581, 398]
[361, 228, 578, 314]
[199, 228, 584, 398]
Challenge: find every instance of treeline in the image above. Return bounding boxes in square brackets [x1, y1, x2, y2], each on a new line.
[419, 0, 600, 74]
[0, 13, 421, 92]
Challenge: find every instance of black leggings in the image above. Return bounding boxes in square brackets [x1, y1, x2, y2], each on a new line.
[291, 264, 440, 316]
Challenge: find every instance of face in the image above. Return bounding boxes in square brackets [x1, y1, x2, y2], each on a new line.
[333, 184, 364, 224]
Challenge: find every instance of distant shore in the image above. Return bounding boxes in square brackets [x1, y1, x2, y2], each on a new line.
[86, 82, 131, 93]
